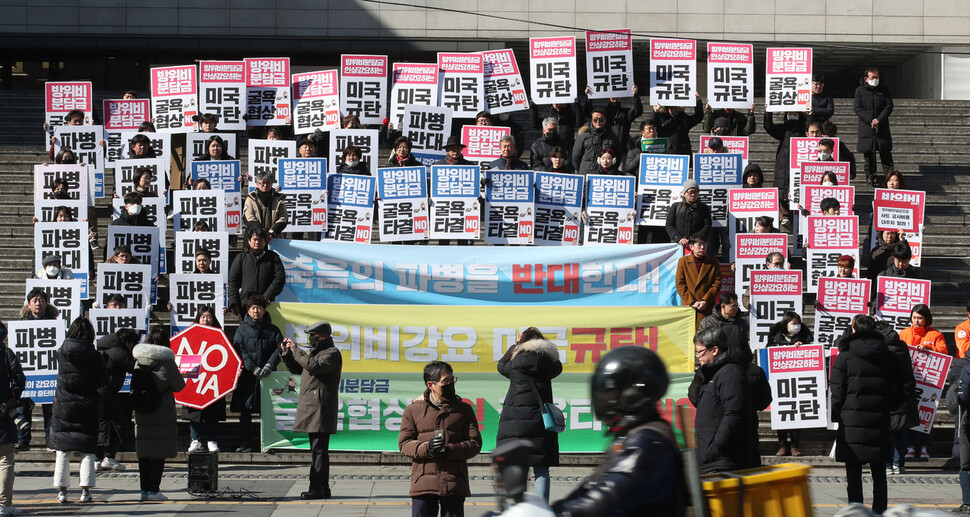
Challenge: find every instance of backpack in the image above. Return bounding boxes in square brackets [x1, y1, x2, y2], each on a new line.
[946, 377, 964, 416]
[130, 366, 163, 412]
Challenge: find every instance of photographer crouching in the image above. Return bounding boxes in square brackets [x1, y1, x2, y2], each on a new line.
[0, 320, 27, 516]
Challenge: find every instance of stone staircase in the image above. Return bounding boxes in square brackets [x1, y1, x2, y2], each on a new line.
[2, 89, 970, 464]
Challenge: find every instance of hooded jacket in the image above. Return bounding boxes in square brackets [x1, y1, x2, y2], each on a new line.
[571, 123, 619, 175]
[230, 313, 283, 413]
[693, 346, 751, 474]
[132, 343, 185, 459]
[50, 337, 108, 453]
[281, 336, 343, 434]
[243, 188, 288, 236]
[496, 338, 563, 467]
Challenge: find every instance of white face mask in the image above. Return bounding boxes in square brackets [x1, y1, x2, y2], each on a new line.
[45, 265, 60, 277]
[818, 151, 832, 161]
[822, 181, 835, 186]
[788, 324, 801, 334]
[867, 78, 879, 88]
[128, 204, 142, 215]
[345, 160, 359, 167]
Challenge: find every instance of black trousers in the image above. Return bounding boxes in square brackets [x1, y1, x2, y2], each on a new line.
[138, 458, 165, 493]
[412, 494, 465, 517]
[845, 460, 887, 514]
[308, 432, 332, 491]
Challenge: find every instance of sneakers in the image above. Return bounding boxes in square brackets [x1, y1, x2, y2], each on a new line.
[920, 446, 930, 459]
[188, 440, 205, 453]
[955, 503, 970, 515]
[886, 466, 894, 476]
[0, 505, 22, 516]
[144, 492, 168, 501]
[57, 487, 68, 503]
[790, 447, 802, 457]
[79, 488, 92, 503]
[905, 446, 916, 459]
[101, 457, 126, 471]
[207, 441, 220, 453]
[776, 447, 789, 456]
[897, 465, 906, 474]
[13, 442, 28, 452]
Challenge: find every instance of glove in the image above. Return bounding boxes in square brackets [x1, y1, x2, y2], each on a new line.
[427, 434, 446, 458]
[256, 364, 273, 378]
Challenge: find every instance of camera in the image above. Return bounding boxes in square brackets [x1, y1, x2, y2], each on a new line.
[0, 398, 34, 433]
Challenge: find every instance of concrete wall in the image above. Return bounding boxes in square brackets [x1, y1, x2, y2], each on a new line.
[3, 0, 970, 44]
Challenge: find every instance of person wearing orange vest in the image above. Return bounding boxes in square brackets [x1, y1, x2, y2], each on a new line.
[899, 304, 948, 355]
[955, 302, 970, 359]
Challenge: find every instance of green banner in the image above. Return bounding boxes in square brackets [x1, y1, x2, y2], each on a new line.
[641, 137, 669, 154]
[259, 371, 694, 452]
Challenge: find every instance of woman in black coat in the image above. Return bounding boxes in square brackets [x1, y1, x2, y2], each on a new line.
[495, 327, 562, 502]
[51, 317, 107, 504]
[767, 312, 814, 456]
[95, 328, 138, 471]
[831, 315, 900, 515]
[230, 294, 282, 452]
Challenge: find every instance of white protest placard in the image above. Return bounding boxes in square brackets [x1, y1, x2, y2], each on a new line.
[89, 308, 149, 345]
[766, 48, 812, 113]
[292, 69, 340, 133]
[110, 198, 167, 275]
[535, 171, 584, 246]
[636, 154, 689, 225]
[768, 345, 828, 430]
[789, 137, 840, 205]
[909, 347, 952, 434]
[34, 222, 89, 299]
[749, 270, 803, 349]
[461, 125, 510, 162]
[329, 129, 379, 174]
[97, 263, 152, 310]
[119, 131, 171, 165]
[103, 99, 150, 164]
[279, 158, 328, 234]
[191, 161, 242, 233]
[650, 39, 696, 107]
[429, 165, 481, 241]
[245, 57, 290, 126]
[150, 65, 198, 132]
[326, 174, 376, 243]
[106, 226, 160, 280]
[169, 273, 225, 333]
[734, 233, 788, 312]
[25, 279, 82, 328]
[694, 153, 743, 228]
[437, 52, 484, 119]
[585, 175, 636, 246]
[875, 277, 932, 332]
[390, 63, 438, 131]
[341, 54, 388, 125]
[529, 36, 577, 104]
[53, 125, 104, 185]
[247, 139, 294, 188]
[174, 231, 230, 284]
[34, 164, 91, 206]
[174, 190, 226, 233]
[585, 29, 634, 100]
[481, 49, 529, 114]
[8, 320, 65, 404]
[377, 166, 429, 242]
[815, 277, 871, 347]
[403, 105, 452, 166]
[199, 60, 246, 131]
[34, 199, 88, 224]
[185, 132, 238, 170]
[806, 216, 859, 293]
[707, 42, 753, 110]
[873, 189, 926, 267]
[485, 170, 535, 245]
[113, 157, 167, 198]
[45, 81, 92, 137]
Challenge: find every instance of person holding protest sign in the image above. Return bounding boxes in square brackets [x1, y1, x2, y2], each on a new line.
[665, 180, 711, 248]
[387, 136, 422, 167]
[530, 100, 580, 152]
[584, 84, 642, 152]
[675, 233, 721, 329]
[594, 148, 621, 176]
[703, 104, 756, 136]
[127, 134, 157, 159]
[110, 192, 152, 227]
[336, 145, 370, 175]
[495, 327, 562, 502]
[806, 74, 834, 128]
[572, 108, 618, 175]
[51, 316, 107, 504]
[399, 361, 482, 517]
[434, 137, 475, 167]
[489, 136, 529, 171]
[35, 255, 73, 280]
[763, 109, 806, 230]
[17, 288, 58, 451]
[854, 67, 894, 186]
[879, 242, 919, 279]
[654, 91, 703, 156]
[195, 135, 234, 161]
[956, 302, 970, 359]
[530, 117, 566, 171]
[231, 294, 282, 453]
[544, 147, 574, 174]
[185, 307, 226, 454]
[623, 116, 663, 176]
[768, 312, 815, 456]
[900, 304, 947, 355]
[197, 113, 219, 133]
[227, 228, 285, 317]
[243, 171, 288, 240]
[133, 327, 185, 501]
[280, 321, 343, 500]
[95, 328, 138, 472]
[831, 314, 898, 514]
[837, 255, 856, 278]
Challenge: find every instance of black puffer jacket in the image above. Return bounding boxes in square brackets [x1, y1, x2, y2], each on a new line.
[571, 123, 619, 175]
[763, 112, 806, 188]
[693, 345, 750, 474]
[530, 133, 569, 172]
[831, 332, 899, 464]
[879, 261, 919, 279]
[96, 334, 135, 445]
[336, 161, 371, 176]
[50, 338, 108, 453]
[495, 339, 563, 467]
[0, 346, 25, 445]
[664, 199, 711, 243]
[880, 322, 919, 432]
[853, 80, 893, 153]
[697, 307, 750, 351]
[230, 313, 283, 413]
[227, 247, 286, 309]
[657, 98, 704, 156]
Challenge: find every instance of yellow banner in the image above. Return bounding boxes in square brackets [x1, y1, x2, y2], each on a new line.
[269, 303, 695, 373]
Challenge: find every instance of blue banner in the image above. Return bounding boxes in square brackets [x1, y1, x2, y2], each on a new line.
[377, 166, 427, 199]
[272, 240, 682, 306]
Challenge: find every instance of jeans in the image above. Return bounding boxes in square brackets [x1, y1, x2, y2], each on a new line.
[189, 414, 220, 442]
[533, 465, 550, 502]
[53, 451, 96, 488]
[412, 494, 464, 517]
[845, 461, 887, 514]
[888, 430, 908, 470]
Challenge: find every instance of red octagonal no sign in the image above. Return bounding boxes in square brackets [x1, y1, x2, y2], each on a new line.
[170, 324, 241, 410]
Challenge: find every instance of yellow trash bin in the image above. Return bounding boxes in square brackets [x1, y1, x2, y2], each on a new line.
[700, 463, 812, 517]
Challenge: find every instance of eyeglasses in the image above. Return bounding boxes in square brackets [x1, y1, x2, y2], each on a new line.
[695, 348, 709, 357]
[436, 377, 457, 386]
[592, 117, 605, 122]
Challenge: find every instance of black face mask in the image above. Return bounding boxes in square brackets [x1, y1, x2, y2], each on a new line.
[257, 189, 274, 204]
[54, 190, 70, 199]
[439, 383, 456, 399]
[308, 335, 320, 348]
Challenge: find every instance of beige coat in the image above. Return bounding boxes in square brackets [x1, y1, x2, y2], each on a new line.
[675, 254, 722, 328]
[281, 337, 342, 434]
